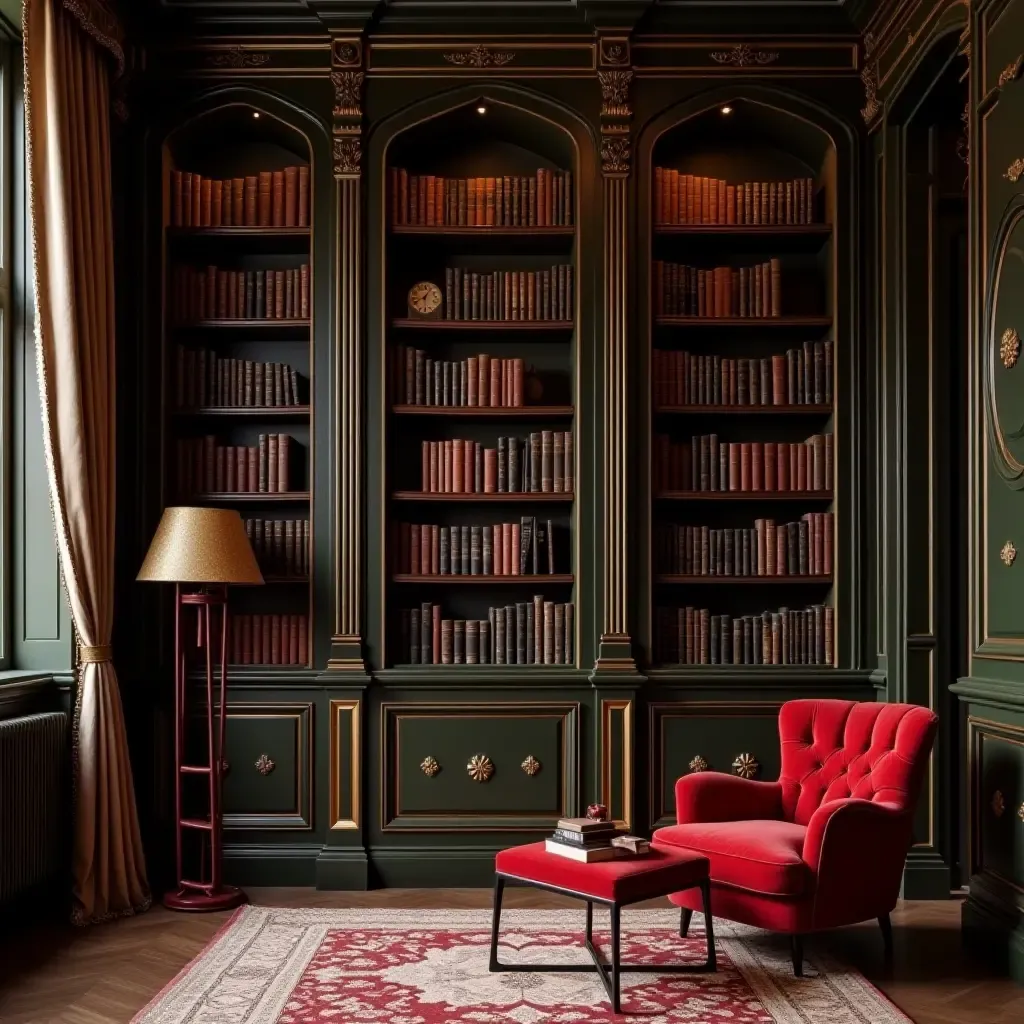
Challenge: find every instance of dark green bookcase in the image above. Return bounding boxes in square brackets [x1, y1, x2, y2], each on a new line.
[161, 105, 315, 669]
[646, 100, 838, 671]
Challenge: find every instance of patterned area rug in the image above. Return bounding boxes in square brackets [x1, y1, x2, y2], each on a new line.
[133, 907, 912, 1023]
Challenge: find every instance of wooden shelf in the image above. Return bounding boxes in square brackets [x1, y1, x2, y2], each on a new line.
[655, 224, 830, 237]
[655, 404, 832, 415]
[192, 492, 311, 504]
[655, 316, 832, 328]
[655, 574, 833, 584]
[172, 406, 310, 419]
[392, 491, 574, 503]
[655, 491, 833, 501]
[391, 404, 573, 419]
[175, 318, 310, 330]
[393, 574, 574, 584]
[261, 576, 310, 584]
[391, 319, 574, 331]
[168, 226, 310, 241]
[392, 226, 573, 237]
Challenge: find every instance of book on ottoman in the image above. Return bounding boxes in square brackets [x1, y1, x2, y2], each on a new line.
[544, 839, 627, 862]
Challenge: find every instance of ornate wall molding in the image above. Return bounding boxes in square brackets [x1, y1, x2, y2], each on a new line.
[709, 44, 779, 68]
[328, 36, 368, 672]
[595, 33, 635, 671]
[205, 45, 270, 70]
[998, 56, 1023, 89]
[442, 46, 514, 68]
[861, 61, 881, 125]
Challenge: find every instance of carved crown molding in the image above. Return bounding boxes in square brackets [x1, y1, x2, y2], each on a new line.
[442, 45, 514, 68]
[861, 60, 881, 125]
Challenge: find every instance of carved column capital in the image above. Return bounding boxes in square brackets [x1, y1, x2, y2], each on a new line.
[597, 33, 633, 180]
[332, 36, 364, 180]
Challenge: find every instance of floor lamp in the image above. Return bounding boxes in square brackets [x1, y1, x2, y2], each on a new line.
[138, 506, 264, 911]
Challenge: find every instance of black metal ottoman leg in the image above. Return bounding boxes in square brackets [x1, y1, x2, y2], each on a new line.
[585, 900, 593, 945]
[610, 902, 621, 1013]
[489, 877, 505, 972]
[700, 880, 716, 971]
[679, 907, 693, 938]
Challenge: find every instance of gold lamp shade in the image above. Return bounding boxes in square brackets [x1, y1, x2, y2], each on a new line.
[137, 507, 264, 585]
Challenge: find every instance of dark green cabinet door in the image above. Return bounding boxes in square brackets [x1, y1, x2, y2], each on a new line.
[648, 702, 782, 828]
[975, 720, 1024, 892]
[381, 702, 579, 830]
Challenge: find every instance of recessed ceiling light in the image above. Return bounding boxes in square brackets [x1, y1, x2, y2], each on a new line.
[721, 106, 733, 115]
[252, 111, 261, 119]
[477, 105, 487, 115]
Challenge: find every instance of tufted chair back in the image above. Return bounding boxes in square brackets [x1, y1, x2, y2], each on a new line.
[778, 699, 939, 826]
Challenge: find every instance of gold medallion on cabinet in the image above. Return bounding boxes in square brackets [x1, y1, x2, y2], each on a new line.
[255, 753, 276, 776]
[420, 755, 440, 778]
[688, 755, 709, 773]
[521, 755, 541, 777]
[1001, 541, 1017, 567]
[1001, 327, 1020, 369]
[732, 753, 760, 779]
[992, 790, 1006, 818]
[467, 754, 494, 782]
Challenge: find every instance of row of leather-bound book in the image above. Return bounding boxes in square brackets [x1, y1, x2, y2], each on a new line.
[175, 346, 303, 409]
[175, 434, 296, 496]
[390, 167, 573, 227]
[244, 518, 310, 578]
[653, 433, 833, 493]
[169, 166, 310, 228]
[655, 514, 833, 577]
[395, 518, 563, 576]
[653, 171, 817, 227]
[652, 344, 834, 408]
[393, 348, 530, 408]
[400, 599, 574, 665]
[418, 433, 574, 494]
[653, 260, 782, 318]
[169, 264, 310, 323]
[441, 266, 574, 322]
[225, 613, 308, 666]
[654, 604, 834, 666]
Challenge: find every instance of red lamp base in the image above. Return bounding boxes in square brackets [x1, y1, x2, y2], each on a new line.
[163, 885, 247, 913]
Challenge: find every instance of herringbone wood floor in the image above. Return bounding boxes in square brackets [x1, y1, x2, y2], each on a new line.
[0, 890, 1019, 1024]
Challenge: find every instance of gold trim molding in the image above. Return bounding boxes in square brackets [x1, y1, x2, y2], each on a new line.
[992, 790, 1006, 817]
[443, 46, 514, 68]
[467, 754, 494, 782]
[1001, 327, 1020, 368]
[1001, 541, 1017, 567]
[999, 56, 1023, 89]
[329, 699, 361, 830]
[709, 44, 779, 68]
[600, 699, 633, 829]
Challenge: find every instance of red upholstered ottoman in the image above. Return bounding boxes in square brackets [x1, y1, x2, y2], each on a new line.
[491, 841, 715, 1012]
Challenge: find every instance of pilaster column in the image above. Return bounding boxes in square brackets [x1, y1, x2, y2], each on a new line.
[595, 36, 636, 672]
[327, 37, 368, 672]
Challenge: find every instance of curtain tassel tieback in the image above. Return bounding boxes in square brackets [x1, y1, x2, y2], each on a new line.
[79, 644, 113, 664]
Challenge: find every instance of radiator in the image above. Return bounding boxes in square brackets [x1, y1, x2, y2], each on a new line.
[0, 711, 67, 905]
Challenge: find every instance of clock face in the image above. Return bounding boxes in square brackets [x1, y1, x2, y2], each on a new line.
[409, 281, 442, 316]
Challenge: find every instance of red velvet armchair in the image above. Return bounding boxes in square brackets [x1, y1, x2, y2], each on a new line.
[652, 699, 938, 975]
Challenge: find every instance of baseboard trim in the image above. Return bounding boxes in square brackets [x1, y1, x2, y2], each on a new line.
[316, 847, 369, 890]
[963, 889, 1024, 982]
[369, 846, 498, 888]
[223, 844, 321, 887]
[902, 850, 951, 899]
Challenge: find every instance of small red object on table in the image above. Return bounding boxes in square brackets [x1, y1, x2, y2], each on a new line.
[491, 841, 715, 1013]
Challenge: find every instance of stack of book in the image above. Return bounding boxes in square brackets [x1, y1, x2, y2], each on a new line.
[544, 818, 651, 863]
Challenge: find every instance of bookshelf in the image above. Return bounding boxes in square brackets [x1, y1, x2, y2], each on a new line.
[648, 101, 837, 670]
[162, 105, 314, 669]
[382, 102, 578, 668]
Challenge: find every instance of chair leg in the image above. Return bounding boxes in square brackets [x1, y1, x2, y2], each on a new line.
[791, 934, 804, 977]
[610, 902, 621, 1013]
[679, 907, 693, 938]
[879, 913, 893, 962]
[488, 877, 505, 972]
[700, 881, 716, 971]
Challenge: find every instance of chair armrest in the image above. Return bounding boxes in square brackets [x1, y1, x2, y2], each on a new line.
[803, 798, 910, 870]
[675, 772, 784, 824]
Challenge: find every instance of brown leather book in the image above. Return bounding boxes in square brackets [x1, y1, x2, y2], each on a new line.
[189, 173, 201, 227]
[751, 442, 764, 491]
[171, 169, 184, 227]
[297, 164, 310, 226]
[271, 170, 285, 226]
[200, 178, 212, 227]
[284, 165, 298, 226]
[725, 183, 736, 225]
[257, 171, 272, 226]
[243, 175, 257, 226]
[212, 179, 224, 226]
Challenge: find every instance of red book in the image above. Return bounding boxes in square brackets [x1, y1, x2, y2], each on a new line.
[297, 615, 308, 666]
[272, 170, 285, 226]
[429, 441, 439, 492]
[171, 169, 184, 227]
[513, 358, 524, 407]
[453, 439, 464, 493]
[284, 166, 298, 226]
[751, 442, 764, 491]
[764, 442, 777, 491]
[261, 614, 272, 665]
[430, 525, 439, 575]
[298, 166, 310, 227]
[777, 442, 790, 491]
[740, 442, 752, 492]
[271, 615, 281, 665]
[257, 171, 272, 226]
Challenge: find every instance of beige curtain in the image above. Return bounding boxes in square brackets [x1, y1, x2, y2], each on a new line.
[23, 0, 150, 924]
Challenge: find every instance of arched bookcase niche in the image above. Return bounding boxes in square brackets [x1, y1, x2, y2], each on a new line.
[643, 96, 841, 672]
[379, 97, 583, 673]
[161, 102, 316, 671]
